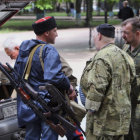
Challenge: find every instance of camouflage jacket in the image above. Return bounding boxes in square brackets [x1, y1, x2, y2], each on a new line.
[60, 56, 77, 89]
[80, 43, 135, 136]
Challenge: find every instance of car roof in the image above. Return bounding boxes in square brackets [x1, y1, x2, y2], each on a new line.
[0, 0, 34, 27]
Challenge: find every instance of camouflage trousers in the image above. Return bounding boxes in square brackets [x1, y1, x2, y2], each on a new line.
[131, 104, 140, 140]
[125, 104, 140, 140]
[124, 124, 134, 140]
[86, 131, 124, 140]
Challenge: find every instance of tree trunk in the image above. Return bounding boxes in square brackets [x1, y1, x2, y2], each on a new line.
[56, 3, 60, 12]
[83, 0, 86, 12]
[75, 0, 82, 24]
[76, 0, 82, 13]
[52, 0, 57, 11]
[66, 2, 70, 16]
[104, 0, 108, 23]
[34, 7, 45, 20]
[85, 0, 93, 26]
[97, 0, 101, 16]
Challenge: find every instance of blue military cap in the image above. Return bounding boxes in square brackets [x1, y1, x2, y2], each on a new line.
[96, 23, 115, 38]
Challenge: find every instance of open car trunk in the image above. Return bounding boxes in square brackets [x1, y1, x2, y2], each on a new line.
[0, 0, 33, 26]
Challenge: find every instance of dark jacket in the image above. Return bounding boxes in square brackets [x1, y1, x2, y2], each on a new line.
[118, 7, 134, 21]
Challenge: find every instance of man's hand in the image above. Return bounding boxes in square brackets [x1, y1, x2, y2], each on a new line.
[68, 85, 77, 100]
[3, 64, 10, 71]
[69, 90, 77, 100]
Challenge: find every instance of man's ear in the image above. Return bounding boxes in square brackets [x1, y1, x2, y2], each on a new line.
[98, 33, 102, 41]
[136, 30, 140, 36]
[44, 31, 49, 36]
[14, 46, 19, 50]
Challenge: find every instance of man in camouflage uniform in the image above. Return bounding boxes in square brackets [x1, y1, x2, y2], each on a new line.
[80, 23, 136, 140]
[122, 17, 140, 140]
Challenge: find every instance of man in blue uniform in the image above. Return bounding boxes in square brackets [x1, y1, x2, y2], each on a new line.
[14, 16, 75, 140]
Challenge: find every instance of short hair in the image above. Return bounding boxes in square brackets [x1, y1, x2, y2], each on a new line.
[123, 1, 128, 7]
[121, 17, 140, 32]
[3, 37, 22, 50]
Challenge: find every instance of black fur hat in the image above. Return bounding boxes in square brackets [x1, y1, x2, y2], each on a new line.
[32, 16, 57, 35]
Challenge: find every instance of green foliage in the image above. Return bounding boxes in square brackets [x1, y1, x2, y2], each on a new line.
[35, 0, 53, 10]
[0, 28, 21, 33]
[23, 0, 53, 11]
[30, 0, 74, 11]
[0, 19, 35, 31]
[100, 0, 119, 11]
[24, 4, 32, 10]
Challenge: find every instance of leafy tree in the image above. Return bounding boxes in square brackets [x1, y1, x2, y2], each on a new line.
[99, 0, 119, 23]
[34, 0, 53, 10]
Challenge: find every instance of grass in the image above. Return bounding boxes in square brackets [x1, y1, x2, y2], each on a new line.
[20, 10, 118, 17]
[0, 16, 121, 33]
[0, 19, 35, 32]
[44, 11, 118, 16]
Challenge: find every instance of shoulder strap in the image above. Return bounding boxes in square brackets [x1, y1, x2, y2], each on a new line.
[24, 44, 45, 80]
[39, 45, 45, 71]
[123, 44, 129, 52]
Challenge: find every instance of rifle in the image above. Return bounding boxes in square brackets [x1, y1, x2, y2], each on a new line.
[0, 62, 77, 137]
[40, 84, 86, 136]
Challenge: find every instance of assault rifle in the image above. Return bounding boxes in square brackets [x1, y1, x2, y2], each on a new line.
[0, 62, 77, 137]
[40, 84, 86, 136]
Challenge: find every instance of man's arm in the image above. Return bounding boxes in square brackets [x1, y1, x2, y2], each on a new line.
[43, 48, 70, 90]
[85, 59, 111, 112]
[60, 55, 77, 100]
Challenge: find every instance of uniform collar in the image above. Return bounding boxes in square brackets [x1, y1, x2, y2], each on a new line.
[101, 43, 114, 50]
[127, 44, 140, 57]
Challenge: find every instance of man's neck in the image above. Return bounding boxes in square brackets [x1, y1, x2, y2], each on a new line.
[130, 41, 140, 52]
[131, 46, 136, 51]
[101, 42, 114, 49]
[36, 36, 46, 43]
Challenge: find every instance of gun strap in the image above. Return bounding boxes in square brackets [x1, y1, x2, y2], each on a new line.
[24, 44, 45, 80]
[39, 44, 45, 71]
